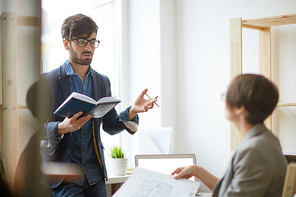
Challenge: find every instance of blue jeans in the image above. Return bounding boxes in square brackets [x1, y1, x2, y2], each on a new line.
[50, 177, 107, 197]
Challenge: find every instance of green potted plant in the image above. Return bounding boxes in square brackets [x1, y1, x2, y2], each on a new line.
[110, 146, 125, 159]
[109, 146, 128, 176]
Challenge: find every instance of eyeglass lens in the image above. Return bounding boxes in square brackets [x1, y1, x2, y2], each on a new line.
[76, 39, 100, 48]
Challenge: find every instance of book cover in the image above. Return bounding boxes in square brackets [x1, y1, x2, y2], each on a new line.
[54, 92, 121, 118]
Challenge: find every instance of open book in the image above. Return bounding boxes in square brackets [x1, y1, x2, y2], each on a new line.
[113, 167, 200, 197]
[54, 92, 121, 118]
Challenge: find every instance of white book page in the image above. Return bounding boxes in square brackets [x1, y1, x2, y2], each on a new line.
[71, 92, 96, 104]
[96, 96, 120, 104]
[113, 167, 200, 197]
[91, 103, 117, 118]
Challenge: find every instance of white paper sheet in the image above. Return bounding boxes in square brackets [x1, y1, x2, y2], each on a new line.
[112, 167, 200, 197]
[138, 127, 174, 154]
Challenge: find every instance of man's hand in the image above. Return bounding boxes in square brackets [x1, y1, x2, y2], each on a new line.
[57, 112, 92, 136]
[129, 88, 158, 120]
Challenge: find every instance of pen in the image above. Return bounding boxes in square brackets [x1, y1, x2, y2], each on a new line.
[145, 93, 160, 107]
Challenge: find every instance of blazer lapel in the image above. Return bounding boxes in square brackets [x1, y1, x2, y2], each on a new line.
[58, 63, 71, 100]
[90, 72, 102, 134]
[91, 72, 102, 101]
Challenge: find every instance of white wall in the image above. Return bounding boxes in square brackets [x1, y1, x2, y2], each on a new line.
[176, 0, 296, 179]
[126, 0, 296, 192]
[126, 0, 162, 128]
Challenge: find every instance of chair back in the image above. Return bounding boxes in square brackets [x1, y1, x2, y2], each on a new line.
[282, 162, 296, 197]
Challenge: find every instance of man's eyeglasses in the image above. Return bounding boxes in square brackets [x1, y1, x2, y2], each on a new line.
[72, 38, 100, 48]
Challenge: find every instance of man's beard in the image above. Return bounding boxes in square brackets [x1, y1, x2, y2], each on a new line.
[69, 45, 93, 66]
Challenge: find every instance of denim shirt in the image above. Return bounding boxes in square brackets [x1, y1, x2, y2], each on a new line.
[66, 60, 104, 186]
[46, 60, 136, 186]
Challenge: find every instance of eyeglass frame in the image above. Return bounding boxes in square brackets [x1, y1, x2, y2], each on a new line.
[71, 38, 100, 48]
[221, 92, 227, 101]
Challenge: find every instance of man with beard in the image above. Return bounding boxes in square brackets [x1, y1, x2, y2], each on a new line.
[41, 14, 157, 197]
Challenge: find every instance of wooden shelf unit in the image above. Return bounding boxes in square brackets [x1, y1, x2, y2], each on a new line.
[229, 13, 296, 151]
[1, 12, 41, 189]
[277, 103, 296, 107]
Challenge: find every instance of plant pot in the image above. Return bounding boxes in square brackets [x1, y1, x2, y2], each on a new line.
[109, 158, 128, 176]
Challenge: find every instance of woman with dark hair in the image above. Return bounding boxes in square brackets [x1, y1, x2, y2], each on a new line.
[172, 74, 287, 197]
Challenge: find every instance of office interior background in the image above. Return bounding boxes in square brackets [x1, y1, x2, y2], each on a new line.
[1, 0, 296, 193]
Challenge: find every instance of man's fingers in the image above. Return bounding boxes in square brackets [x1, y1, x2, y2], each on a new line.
[147, 99, 157, 108]
[76, 114, 92, 124]
[72, 111, 83, 119]
[69, 113, 92, 132]
[141, 88, 148, 97]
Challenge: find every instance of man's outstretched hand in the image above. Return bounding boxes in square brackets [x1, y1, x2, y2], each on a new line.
[128, 88, 158, 120]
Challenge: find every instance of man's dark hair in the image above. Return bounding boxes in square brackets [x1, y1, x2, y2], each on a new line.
[61, 13, 98, 40]
[226, 74, 279, 124]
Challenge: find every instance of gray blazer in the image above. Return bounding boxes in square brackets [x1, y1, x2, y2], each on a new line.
[212, 123, 287, 197]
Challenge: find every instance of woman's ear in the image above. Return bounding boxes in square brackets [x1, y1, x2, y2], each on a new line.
[63, 39, 69, 50]
[234, 105, 245, 116]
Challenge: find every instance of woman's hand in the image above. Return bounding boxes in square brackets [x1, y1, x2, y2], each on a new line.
[171, 165, 198, 180]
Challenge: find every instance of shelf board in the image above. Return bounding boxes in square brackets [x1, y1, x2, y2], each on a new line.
[242, 13, 296, 29]
[277, 103, 296, 107]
